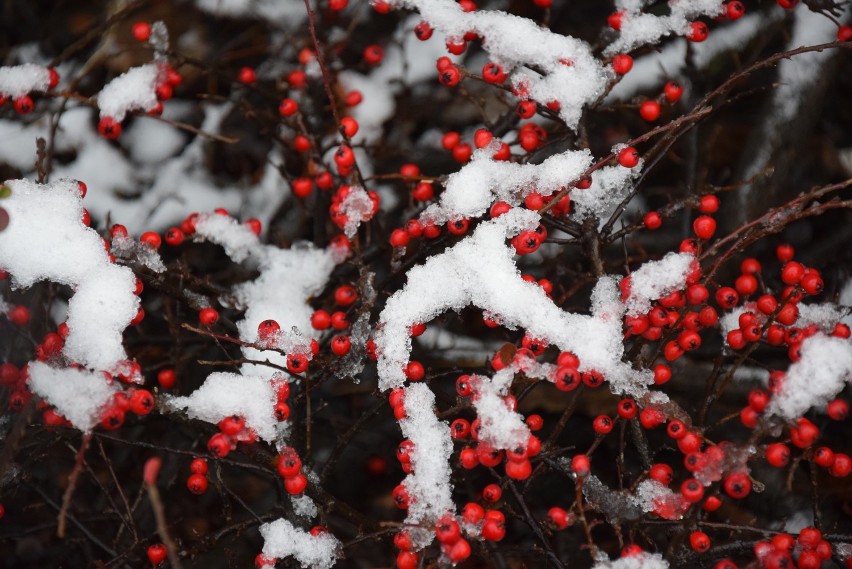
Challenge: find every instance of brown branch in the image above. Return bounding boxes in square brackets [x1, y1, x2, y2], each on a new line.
[57, 432, 91, 538]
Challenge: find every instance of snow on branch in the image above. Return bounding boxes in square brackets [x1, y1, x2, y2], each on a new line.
[0, 179, 139, 372]
[97, 63, 163, 122]
[375, 208, 654, 398]
[623, 252, 694, 316]
[27, 362, 118, 431]
[0, 63, 53, 98]
[471, 367, 530, 451]
[592, 551, 669, 569]
[259, 518, 341, 569]
[167, 213, 340, 443]
[399, 383, 455, 532]
[767, 334, 852, 420]
[420, 146, 593, 226]
[387, 0, 609, 129]
[605, 0, 725, 56]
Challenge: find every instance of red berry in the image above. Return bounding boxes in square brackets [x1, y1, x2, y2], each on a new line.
[404, 361, 424, 381]
[617, 146, 639, 168]
[690, 531, 711, 552]
[359, 44, 383, 65]
[649, 463, 673, 485]
[827, 399, 849, 420]
[207, 433, 231, 457]
[98, 117, 122, 139]
[723, 471, 751, 499]
[147, 543, 167, 564]
[199, 307, 219, 326]
[12, 94, 33, 115]
[664, 81, 684, 103]
[693, 215, 716, 239]
[726, 1, 745, 20]
[129, 389, 154, 415]
[776, 243, 795, 262]
[132, 21, 151, 42]
[681, 478, 704, 503]
[187, 473, 208, 494]
[593, 415, 614, 435]
[286, 354, 308, 374]
[571, 454, 590, 477]
[284, 473, 307, 494]
[331, 335, 351, 356]
[335, 285, 357, 306]
[830, 453, 852, 477]
[639, 100, 661, 121]
[687, 21, 709, 42]
[547, 506, 572, 529]
[414, 21, 433, 41]
[653, 363, 672, 385]
[699, 195, 719, 213]
[190, 457, 208, 475]
[644, 211, 662, 229]
[612, 54, 633, 75]
[481, 518, 506, 541]
[279, 99, 299, 118]
[396, 551, 418, 569]
[237, 66, 256, 85]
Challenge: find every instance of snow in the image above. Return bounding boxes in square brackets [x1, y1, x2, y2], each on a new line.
[0, 63, 52, 98]
[0, 178, 138, 371]
[623, 252, 694, 316]
[472, 368, 530, 450]
[570, 164, 641, 224]
[97, 64, 162, 121]
[111, 235, 166, 273]
[592, 551, 669, 569]
[388, 0, 609, 130]
[291, 494, 318, 519]
[376, 208, 655, 398]
[607, 11, 774, 103]
[605, 0, 725, 56]
[194, 212, 262, 263]
[420, 146, 593, 226]
[27, 362, 118, 431]
[167, 222, 338, 442]
[767, 334, 852, 420]
[167, 372, 281, 441]
[399, 383, 454, 534]
[339, 186, 376, 238]
[195, 0, 307, 25]
[634, 479, 687, 519]
[124, 119, 186, 164]
[259, 518, 341, 569]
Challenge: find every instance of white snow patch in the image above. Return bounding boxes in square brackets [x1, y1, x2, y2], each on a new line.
[27, 362, 118, 431]
[399, 383, 454, 532]
[259, 518, 341, 569]
[768, 334, 852, 420]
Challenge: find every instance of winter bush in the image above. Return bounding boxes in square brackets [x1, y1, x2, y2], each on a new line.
[1, 1, 852, 568]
